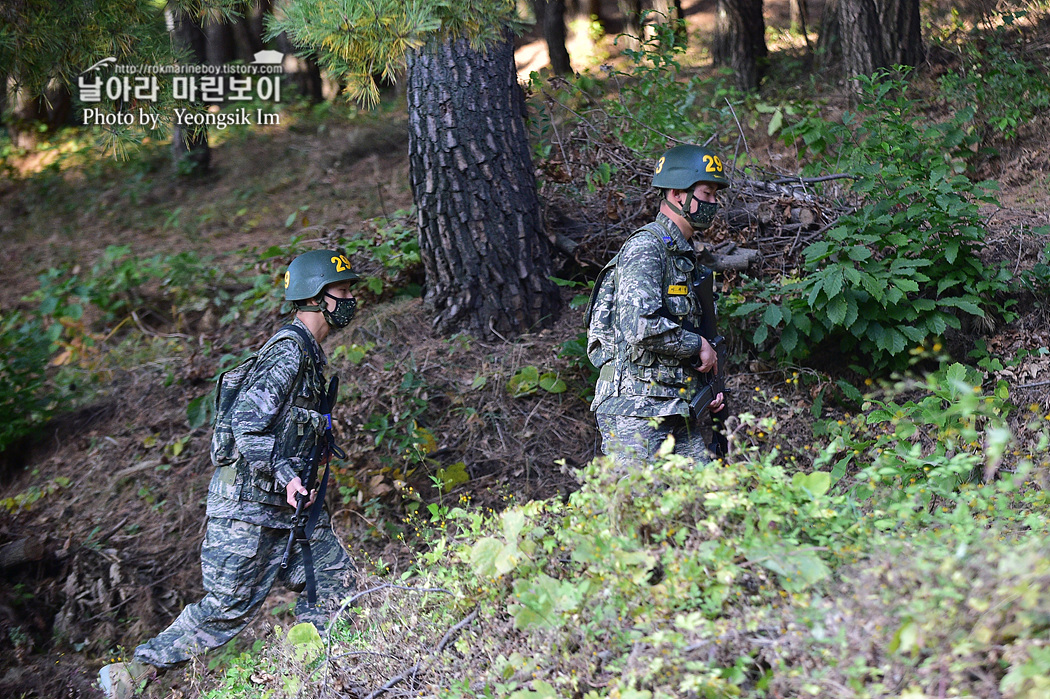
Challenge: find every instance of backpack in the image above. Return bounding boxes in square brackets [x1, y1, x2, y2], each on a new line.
[584, 223, 669, 369]
[209, 324, 319, 469]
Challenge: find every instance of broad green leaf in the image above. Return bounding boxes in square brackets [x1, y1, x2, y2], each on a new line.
[538, 372, 567, 394]
[792, 471, 831, 498]
[763, 304, 783, 328]
[827, 295, 848, 325]
[502, 508, 526, 542]
[285, 622, 323, 663]
[469, 537, 503, 577]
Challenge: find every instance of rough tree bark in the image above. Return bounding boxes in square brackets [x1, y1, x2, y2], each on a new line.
[836, 0, 924, 85]
[405, 34, 560, 338]
[167, 6, 210, 175]
[618, 0, 643, 38]
[878, 0, 923, 66]
[713, 0, 767, 91]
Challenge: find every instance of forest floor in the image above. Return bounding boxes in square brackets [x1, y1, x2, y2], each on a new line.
[2, 2, 1050, 698]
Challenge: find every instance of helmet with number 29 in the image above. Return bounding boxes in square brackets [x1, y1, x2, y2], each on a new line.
[284, 249, 359, 302]
[651, 144, 729, 191]
[652, 145, 729, 231]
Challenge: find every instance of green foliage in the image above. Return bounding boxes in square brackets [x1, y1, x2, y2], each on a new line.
[506, 366, 567, 397]
[735, 69, 1014, 372]
[0, 475, 70, 513]
[937, 10, 1050, 145]
[0, 312, 57, 451]
[340, 210, 422, 297]
[1018, 231, 1050, 297]
[271, 0, 524, 105]
[814, 362, 1012, 495]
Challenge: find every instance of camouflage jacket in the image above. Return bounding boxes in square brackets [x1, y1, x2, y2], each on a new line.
[588, 214, 707, 418]
[207, 318, 329, 527]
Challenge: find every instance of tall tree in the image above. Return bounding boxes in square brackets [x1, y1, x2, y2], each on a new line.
[274, 1, 561, 338]
[830, 0, 923, 85]
[713, 0, 768, 91]
[406, 35, 558, 336]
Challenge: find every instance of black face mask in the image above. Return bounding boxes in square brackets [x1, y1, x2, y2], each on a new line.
[321, 294, 357, 329]
[684, 199, 718, 230]
[668, 190, 719, 231]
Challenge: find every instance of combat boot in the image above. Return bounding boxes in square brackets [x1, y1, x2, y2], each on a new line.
[98, 658, 152, 699]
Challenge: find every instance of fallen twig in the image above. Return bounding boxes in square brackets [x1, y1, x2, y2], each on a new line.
[364, 609, 480, 699]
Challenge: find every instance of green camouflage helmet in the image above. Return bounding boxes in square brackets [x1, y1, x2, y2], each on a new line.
[284, 249, 359, 302]
[651, 144, 729, 191]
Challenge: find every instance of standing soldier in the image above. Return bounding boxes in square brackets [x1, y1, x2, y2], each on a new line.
[99, 250, 360, 698]
[586, 144, 729, 464]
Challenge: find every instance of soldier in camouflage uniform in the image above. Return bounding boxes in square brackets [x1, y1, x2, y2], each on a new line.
[586, 145, 728, 465]
[99, 250, 360, 699]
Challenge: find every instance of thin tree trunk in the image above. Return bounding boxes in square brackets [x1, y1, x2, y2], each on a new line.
[275, 32, 323, 102]
[168, 6, 210, 175]
[406, 34, 560, 338]
[539, 0, 572, 74]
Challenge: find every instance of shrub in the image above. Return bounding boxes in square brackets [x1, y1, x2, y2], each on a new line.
[0, 313, 57, 451]
[733, 68, 1014, 372]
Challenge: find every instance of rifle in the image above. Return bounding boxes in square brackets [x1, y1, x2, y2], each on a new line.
[687, 266, 730, 456]
[280, 374, 344, 606]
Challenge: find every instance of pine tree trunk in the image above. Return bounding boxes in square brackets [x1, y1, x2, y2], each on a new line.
[838, 0, 923, 85]
[205, 17, 235, 67]
[618, 0, 643, 38]
[713, 0, 767, 91]
[880, 0, 924, 65]
[168, 7, 210, 175]
[274, 32, 323, 102]
[816, 0, 841, 68]
[405, 34, 560, 338]
[840, 0, 886, 80]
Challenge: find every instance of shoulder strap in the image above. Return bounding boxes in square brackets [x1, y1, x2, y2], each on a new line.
[258, 324, 322, 397]
[584, 224, 675, 326]
[279, 323, 321, 369]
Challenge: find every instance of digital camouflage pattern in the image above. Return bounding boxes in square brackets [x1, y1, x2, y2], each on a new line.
[595, 413, 711, 466]
[133, 513, 354, 669]
[587, 213, 711, 458]
[208, 319, 328, 527]
[132, 318, 356, 669]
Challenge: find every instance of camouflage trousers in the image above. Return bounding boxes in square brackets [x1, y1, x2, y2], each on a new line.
[596, 413, 712, 468]
[133, 512, 355, 669]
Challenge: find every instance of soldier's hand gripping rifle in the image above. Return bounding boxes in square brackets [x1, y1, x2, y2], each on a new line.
[688, 267, 730, 456]
[280, 375, 345, 606]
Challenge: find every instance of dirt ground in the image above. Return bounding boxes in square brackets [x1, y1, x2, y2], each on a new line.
[2, 2, 1050, 698]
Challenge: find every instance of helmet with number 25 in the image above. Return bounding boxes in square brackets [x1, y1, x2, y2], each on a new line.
[284, 249, 359, 302]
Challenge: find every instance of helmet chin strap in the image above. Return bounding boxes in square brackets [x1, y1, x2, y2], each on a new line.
[664, 189, 696, 221]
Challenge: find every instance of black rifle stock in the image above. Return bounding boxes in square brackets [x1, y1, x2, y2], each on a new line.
[687, 268, 729, 453]
[280, 375, 340, 573]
